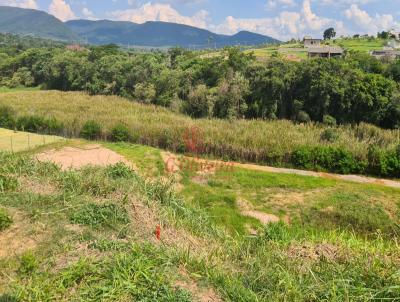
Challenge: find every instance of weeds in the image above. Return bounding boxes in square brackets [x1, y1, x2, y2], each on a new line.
[0, 208, 12, 231]
[69, 203, 129, 229]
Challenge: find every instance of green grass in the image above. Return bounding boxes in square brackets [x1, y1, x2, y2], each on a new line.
[0, 128, 65, 152]
[0, 86, 40, 93]
[328, 38, 386, 52]
[1, 143, 400, 301]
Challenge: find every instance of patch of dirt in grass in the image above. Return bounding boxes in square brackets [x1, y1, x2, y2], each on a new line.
[18, 176, 59, 196]
[237, 198, 281, 225]
[175, 266, 222, 302]
[0, 210, 46, 258]
[128, 196, 207, 252]
[287, 242, 345, 264]
[36, 144, 136, 170]
[267, 191, 306, 205]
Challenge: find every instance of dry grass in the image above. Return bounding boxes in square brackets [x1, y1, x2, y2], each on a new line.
[0, 91, 399, 162]
[0, 128, 64, 152]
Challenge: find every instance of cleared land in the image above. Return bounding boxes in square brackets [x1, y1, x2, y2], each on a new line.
[1, 140, 400, 301]
[0, 128, 64, 152]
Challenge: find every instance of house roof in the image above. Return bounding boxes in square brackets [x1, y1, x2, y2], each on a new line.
[303, 36, 322, 41]
[308, 47, 343, 54]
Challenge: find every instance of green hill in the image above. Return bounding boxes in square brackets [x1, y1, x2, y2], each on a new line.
[0, 6, 78, 41]
[65, 19, 279, 48]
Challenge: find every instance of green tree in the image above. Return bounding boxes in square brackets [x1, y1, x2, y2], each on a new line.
[323, 28, 336, 40]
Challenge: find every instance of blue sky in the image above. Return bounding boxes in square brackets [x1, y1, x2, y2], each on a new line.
[1, 0, 399, 40]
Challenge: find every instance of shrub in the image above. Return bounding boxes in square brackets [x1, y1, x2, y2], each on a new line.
[70, 203, 129, 228]
[15, 115, 63, 134]
[0, 208, 12, 231]
[0, 105, 15, 129]
[296, 110, 311, 123]
[367, 146, 400, 177]
[320, 128, 339, 143]
[322, 115, 337, 126]
[111, 123, 131, 142]
[291, 146, 365, 174]
[80, 120, 102, 140]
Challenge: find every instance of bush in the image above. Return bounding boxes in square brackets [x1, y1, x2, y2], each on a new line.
[15, 115, 62, 134]
[296, 110, 311, 123]
[0, 105, 15, 129]
[291, 146, 365, 174]
[320, 128, 339, 143]
[367, 146, 400, 177]
[322, 115, 337, 126]
[80, 120, 102, 140]
[0, 208, 12, 231]
[111, 123, 131, 142]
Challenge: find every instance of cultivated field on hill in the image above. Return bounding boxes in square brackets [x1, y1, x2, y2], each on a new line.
[0, 91, 399, 178]
[0, 139, 400, 301]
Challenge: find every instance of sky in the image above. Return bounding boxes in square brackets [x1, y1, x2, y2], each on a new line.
[0, 0, 399, 40]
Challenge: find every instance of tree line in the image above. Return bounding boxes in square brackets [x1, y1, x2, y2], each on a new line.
[0, 41, 399, 129]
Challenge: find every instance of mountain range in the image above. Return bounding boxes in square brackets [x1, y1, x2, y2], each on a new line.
[0, 6, 279, 48]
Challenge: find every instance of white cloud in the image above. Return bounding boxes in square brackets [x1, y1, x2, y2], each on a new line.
[344, 4, 399, 35]
[266, 0, 296, 10]
[82, 7, 96, 20]
[110, 2, 209, 29]
[0, 0, 37, 9]
[213, 0, 346, 40]
[48, 0, 76, 21]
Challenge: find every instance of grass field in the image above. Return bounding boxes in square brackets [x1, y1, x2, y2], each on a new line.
[1, 141, 400, 301]
[0, 91, 398, 170]
[0, 128, 65, 152]
[244, 38, 387, 60]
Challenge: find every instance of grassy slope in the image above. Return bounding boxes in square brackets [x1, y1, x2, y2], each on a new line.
[1, 141, 400, 300]
[0, 90, 398, 162]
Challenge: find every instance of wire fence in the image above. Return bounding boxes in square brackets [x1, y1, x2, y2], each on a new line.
[0, 132, 67, 153]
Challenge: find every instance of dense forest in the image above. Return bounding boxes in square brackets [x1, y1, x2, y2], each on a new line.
[0, 34, 400, 129]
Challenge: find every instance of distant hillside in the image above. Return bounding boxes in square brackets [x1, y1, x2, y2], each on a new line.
[0, 6, 78, 41]
[66, 20, 280, 48]
[0, 6, 279, 47]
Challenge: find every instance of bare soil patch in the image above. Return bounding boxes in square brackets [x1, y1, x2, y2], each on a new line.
[237, 198, 281, 225]
[288, 242, 345, 264]
[175, 266, 222, 302]
[36, 144, 135, 170]
[18, 176, 59, 196]
[0, 210, 47, 258]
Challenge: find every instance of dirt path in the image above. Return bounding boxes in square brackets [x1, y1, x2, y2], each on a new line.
[162, 152, 400, 189]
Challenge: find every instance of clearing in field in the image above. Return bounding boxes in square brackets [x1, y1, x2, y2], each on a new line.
[36, 144, 136, 170]
[0, 128, 64, 152]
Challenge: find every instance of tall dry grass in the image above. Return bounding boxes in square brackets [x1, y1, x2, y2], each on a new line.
[0, 91, 399, 164]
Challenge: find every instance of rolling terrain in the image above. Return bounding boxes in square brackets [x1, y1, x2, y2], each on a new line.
[0, 134, 400, 300]
[0, 6, 278, 47]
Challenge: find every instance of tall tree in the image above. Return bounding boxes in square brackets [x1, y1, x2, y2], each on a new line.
[323, 28, 336, 40]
